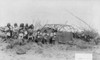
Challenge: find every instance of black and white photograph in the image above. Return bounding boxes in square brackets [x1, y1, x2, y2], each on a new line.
[0, 0, 100, 60]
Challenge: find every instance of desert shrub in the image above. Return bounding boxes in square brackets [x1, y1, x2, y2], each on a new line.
[82, 30, 100, 44]
[82, 30, 99, 39]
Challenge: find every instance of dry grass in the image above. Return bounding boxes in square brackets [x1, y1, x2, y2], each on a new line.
[0, 24, 99, 60]
[0, 37, 98, 60]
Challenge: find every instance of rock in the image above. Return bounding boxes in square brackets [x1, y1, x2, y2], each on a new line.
[35, 48, 43, 54]
[24, 44, 31, 50]
[16, 47, 26, 55]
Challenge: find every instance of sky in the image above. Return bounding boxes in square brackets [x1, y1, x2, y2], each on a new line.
[0, 0, 100, 33]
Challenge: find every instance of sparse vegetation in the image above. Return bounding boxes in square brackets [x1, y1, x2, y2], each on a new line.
[0, 20, 99, 60]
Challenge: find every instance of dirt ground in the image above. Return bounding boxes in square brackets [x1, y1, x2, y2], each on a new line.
[0, 38, 100, 60]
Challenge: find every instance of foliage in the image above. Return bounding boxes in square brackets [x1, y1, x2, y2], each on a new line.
[82, 30, 99, 39]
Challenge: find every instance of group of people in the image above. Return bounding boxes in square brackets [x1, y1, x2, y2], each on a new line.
[2, 23, 57, 46]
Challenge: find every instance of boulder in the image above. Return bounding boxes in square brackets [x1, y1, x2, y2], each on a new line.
[16, 47, 26, 55]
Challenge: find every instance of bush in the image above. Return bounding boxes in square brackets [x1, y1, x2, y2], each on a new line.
[82, 30, 100, 44]
[82, 30, 99, 39]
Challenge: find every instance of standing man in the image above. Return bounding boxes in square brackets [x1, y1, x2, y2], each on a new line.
[23, 23, 29, 39]
[27, 24, 34, 42]
[17, 23, 25, 45]
[12, 23, 19, 39]
[5, 23, 13, 39]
